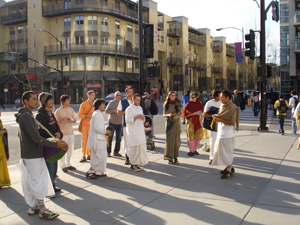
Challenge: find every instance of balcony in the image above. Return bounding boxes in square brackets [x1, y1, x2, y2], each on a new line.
[167, 57, 182, 66]
[196, 62, 206, 70]
[42, 0, 149, 24]
[226, 45, 235, 57]
[188, 33, 206, 46]
[44, 43, 139, 58]
[167, 28, 182, 38]
[158, 20, 164, 31]
[212, 42, 222, 52]
[0, 9, 27, 25]
[211, 66, 222, 73]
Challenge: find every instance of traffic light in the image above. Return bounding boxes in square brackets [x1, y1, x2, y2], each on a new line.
[143, 24, 154, 58]
[147, 65, 160, 79]
[22, 52, 27, 62]
[267, 65, 272, 78]
[63, 76, 69, 86]
[245, 29, 255, 60]
[272, 1, 279, 22]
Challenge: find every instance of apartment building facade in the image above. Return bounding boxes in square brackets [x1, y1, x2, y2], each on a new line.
[0, 0, 257, 104]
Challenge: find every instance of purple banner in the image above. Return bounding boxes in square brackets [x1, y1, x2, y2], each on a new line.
[235, 43, 242, 63]
[185, 64, 189, 76]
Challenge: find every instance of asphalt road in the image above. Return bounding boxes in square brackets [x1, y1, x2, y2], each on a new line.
[1, 103, 283, 166]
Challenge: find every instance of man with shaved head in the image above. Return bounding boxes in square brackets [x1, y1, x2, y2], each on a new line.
[105, 91, 123, 157]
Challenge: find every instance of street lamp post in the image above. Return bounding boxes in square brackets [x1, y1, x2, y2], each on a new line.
[37, 28, 64, 95]
[216, 27, 245, 91]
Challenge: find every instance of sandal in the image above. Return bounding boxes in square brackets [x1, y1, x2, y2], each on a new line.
[79, 157, 86, 163]
[85, 172, 98, 179]
[39, 209, 59, 220]
[87, 156, 91, 160]
[96, 174, 107, 177]
[28, 206, 40, 216]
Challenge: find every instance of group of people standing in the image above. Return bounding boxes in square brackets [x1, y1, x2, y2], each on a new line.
[0, 87, 241, 220]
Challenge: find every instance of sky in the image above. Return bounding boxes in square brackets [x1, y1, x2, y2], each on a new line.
[145, 0, 280, 63]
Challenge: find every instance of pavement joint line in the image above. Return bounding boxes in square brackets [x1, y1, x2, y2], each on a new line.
[238, 134, 297, 225]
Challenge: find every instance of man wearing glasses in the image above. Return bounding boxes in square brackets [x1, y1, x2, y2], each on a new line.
[105, 91, 123, 157]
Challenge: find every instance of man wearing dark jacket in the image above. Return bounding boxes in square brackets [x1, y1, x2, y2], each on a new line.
[16, 91, 67, 220]
[36, 92, 63, 194]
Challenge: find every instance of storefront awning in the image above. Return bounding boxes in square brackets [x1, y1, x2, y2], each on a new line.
[3, 74, 26, 84]
[0, 75, 9, 84]
[74, 31, 85, 36]
[61, 31, 71, 37]
[70, 72, 84, 81]
[88, 31, 98, 36]
[87, 71, 101, 81]
[44, 72, 59, 82]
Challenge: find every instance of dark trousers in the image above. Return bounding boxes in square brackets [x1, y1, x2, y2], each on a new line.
[107, 122, 122, 154]
[46, 161, 58, 189]
[254, 103, 259, 117]
[278, 115, 285, 134]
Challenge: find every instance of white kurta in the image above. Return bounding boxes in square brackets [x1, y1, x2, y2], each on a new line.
[125, 104, 149, 166]
[87, 110, 107, 174]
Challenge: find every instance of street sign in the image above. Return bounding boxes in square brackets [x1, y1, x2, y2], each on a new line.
[4, 56, 15, 61]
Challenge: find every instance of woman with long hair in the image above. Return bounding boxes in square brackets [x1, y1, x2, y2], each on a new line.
[183, 93, 204, 156]
[163, 91, 182, 164]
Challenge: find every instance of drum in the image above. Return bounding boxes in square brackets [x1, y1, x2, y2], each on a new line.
[43, 138, 67, 162]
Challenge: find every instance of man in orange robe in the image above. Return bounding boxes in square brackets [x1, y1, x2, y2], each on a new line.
[78, 90, 95, 162]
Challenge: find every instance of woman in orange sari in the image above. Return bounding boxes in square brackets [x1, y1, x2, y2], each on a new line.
[183, 93, 204, 156]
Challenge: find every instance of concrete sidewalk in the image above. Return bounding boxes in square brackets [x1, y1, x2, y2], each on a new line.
[1, 118, 300, 224]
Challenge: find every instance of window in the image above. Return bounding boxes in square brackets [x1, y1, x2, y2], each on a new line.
[169, 38, 172, 46]
[127, 24, 132, 33]
[33, 19, 35, 28]
[64, 17, 71, 27]
[135, 26, 138, 34]
[18, 26, 23, 34]
[88, 56, 98, 66]
[135, 61, 139, 69]
[75, 0, 84, 4]
[127, 60, 132, 69]
[117, 58, 121, 67]
[101, 0, 107, 5]
[115, 20, 120, 29]
[65, 0, 71, 9]
[101, 37, 108, 45]
[10, 27, 15, 36]
[88, 16, 97, 25]
[76, 56, 85, 66]
[75, 16, 84, 25]
[116, 38, 120, 50]
[101, 17, 108, 26]
[177, 39, 180, 45]
[33, 0, 35, 8]
[160, 31, 164, 43]
[75, 36, 84, 45]
[194, 46, 197, 54]
[88, 36, 97, 45]
[102, 56, 110, 66]
[64, 57, 69, 66]
[115, 0, 120, 10]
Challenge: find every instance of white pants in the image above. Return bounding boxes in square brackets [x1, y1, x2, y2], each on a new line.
[90, 140, 107, 174]
[59, 135, 74, 169]
[209, 131, 218, 160]
[211, 137, 235, 167]
[20, 158, 54, 208]
[127, 144, 149, 166]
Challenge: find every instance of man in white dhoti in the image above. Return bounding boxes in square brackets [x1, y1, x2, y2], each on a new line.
[203, 90, 221, 165]
[211, 90, 239, 179]
[86, 99, 110, 179]
[15, 91, 68, 220]
[125, 94, 149, 172]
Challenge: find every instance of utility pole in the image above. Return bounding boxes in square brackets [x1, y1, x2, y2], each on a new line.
[138, 0, 144, 96]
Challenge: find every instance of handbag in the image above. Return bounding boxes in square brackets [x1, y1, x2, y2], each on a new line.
[202, 106, 219, 131]
[34, 118, 67, 162]
[2, 132, 9, 160]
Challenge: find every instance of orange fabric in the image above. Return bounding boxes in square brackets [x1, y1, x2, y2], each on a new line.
[78, 100, 94, 156]
[81, 125, 91, 156]
[78, 100, 94, 126]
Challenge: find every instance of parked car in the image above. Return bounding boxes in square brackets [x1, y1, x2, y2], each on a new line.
[104, 92, 126, 106]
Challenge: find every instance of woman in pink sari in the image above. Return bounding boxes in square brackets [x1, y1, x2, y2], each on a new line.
[183, 93, 204, 156]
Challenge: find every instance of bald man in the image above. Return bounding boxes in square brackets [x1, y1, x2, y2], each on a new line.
[78, 90, 95, 162]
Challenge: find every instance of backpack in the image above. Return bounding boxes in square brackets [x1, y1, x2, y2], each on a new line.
[149, 99, 158, 115]
[293, 97, 299, 109]
[253, 95, 259, 103]
[278, 100, 288, 114]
